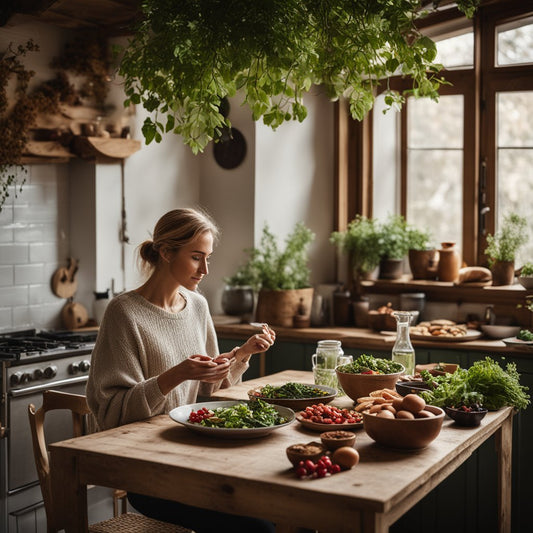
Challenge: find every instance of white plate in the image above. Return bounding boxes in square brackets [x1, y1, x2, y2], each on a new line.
[169, 400, 295, 439]
[409, 329, 482, 343]
[502, 337, 533, 349]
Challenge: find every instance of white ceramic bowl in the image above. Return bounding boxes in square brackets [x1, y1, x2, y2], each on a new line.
[480, 325, 520, 340]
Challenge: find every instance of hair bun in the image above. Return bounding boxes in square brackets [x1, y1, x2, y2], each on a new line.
[139, 240, 159, 264]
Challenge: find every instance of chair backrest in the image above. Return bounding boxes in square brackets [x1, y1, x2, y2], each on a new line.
[28, 390, 91, 533]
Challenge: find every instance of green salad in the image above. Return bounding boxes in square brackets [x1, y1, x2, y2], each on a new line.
[337, 354, 404, 375]
[199, 399, 288, 428]
[256, 382, 330, 399]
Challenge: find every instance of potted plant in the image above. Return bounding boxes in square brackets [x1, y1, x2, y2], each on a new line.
[221, 264, 257, 318]
[518, 262, 533, 290]
[484, 213, 528, 286]
[377, 215, 411, 279]
[229, 222, 315, 327]
[330, 215, 382, 298]
[407, 226, 437, 280]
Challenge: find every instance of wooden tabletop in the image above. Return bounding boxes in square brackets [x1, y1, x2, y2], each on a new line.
[50, 370, 513, 533]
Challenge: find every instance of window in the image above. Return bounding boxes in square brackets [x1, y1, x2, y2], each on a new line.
[346, 0, 533, 267]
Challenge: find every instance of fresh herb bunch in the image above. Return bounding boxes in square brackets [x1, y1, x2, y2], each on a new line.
[119, 0, 478, 153]
[420, 357, 530, 411]
[228, 222, 315, 291]
[200, 399, 287, 428]
[338, 354, 404, 375]
[257, 382, 330, 399]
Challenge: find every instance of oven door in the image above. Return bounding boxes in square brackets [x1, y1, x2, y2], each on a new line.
[9, 378, 89, 492]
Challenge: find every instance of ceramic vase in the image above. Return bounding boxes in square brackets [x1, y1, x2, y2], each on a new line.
[437, 242, 460, 282]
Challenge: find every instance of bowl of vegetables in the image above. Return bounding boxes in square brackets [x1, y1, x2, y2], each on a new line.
[336, 355, 404, 403]
[445, 404, 488, 427]
[248, 382, 337, 410]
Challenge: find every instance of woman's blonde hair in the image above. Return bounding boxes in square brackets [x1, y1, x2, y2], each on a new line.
[137, 207, 220, 276]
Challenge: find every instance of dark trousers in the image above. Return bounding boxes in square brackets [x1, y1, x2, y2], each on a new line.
[127, 492, 276, 533]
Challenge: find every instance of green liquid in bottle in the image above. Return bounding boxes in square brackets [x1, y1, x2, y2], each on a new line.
[392, 350, 415, 376]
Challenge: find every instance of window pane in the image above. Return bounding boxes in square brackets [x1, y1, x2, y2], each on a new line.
[435, 32, 474, 69]
[372, 94, 399, 219]
[497, 91, 533, 266]
[497, 17, 533, 66]
[497, 92, 533, 147]
[408, 96, 463, 148]
[407, 95, 464, 250]
[407, 150, 463, 250]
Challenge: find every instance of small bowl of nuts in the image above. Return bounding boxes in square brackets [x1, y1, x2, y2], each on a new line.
[320, 430, 356, 451]
[286, 442, 327, 467]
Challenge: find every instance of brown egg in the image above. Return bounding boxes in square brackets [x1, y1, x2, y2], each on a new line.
[401, 394, 426, 413]
[415, 410, 435, 418]
[376, 409, 395, 419]
[332, 446, 360, 470]
[381, 404, 397, 415]
[396, 410, 415, 419]
[392, 398, 404, 410]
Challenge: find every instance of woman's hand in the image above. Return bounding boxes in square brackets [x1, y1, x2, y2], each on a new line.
[157, 355, 233, 394]
[232, 325, 276, 363]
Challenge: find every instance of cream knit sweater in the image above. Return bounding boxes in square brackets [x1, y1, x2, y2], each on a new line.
[86, 289, 247, 430]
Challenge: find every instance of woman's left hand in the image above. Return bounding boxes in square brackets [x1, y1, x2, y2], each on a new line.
[236, 325, 276, 361]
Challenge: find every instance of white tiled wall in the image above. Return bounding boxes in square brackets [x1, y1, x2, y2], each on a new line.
[0, 165, 70, 332]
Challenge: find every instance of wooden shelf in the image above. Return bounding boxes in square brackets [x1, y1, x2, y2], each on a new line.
[22, 141, 75, 162]
[72, 136, 141, 159]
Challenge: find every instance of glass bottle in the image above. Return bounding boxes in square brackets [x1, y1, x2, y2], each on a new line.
[392, 312, 415, 375]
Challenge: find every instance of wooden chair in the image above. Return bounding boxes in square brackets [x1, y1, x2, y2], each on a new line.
[28, 390, 193, 533]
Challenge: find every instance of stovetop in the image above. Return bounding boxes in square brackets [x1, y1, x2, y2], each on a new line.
[0, 329, 98, 361]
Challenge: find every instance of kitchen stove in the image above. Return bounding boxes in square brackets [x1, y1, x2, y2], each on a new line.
[0, 328, 116, 532]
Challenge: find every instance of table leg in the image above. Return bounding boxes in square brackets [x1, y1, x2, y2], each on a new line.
[495, 411, 513, 533]
[50, 449, 88, 532]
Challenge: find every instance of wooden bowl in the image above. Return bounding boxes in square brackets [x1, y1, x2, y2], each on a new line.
[320, 430, 356, 451]
[362, 405, 445, 450]
[395, 380, 432, 397]
[336, 367, 404, 403]
[286, 442, 326, 467]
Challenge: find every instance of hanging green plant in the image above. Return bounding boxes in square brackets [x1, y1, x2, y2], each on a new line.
[119, 0, 478, 154]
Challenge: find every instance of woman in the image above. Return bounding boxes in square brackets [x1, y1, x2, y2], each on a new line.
[86, 207, 276, 533]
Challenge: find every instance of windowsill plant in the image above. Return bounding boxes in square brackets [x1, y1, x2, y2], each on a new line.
[484, 213, 529, 286]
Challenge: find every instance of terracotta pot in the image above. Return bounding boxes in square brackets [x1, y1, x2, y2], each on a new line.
[437, 242, 460, 282]
[408, 249, 438, 280]
[255, 288, 314, 327]
[491, 260, 515, 286]
[379, 258, 404, 280]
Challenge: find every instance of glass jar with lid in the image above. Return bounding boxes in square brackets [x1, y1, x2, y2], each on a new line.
[391, 312, 415, 375]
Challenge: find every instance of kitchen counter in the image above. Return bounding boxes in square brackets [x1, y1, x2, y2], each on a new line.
[213, 317, 532, 356]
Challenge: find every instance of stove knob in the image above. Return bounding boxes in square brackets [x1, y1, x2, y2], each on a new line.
[33, 368, 44, 380]
[44, 365, 57, 379]
[10, 372, 23, 386]
[68, 362, 80, 375]
[79, 360, 91, 372]
[21, 372, 32, 384]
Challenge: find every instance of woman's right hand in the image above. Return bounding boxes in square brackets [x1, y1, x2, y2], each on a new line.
[157, 355, 233, 394]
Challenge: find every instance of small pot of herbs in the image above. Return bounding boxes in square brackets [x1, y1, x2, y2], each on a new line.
[419, 357, 530, 411]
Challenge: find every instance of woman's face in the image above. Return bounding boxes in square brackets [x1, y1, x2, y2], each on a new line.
[165, 231, 214, 290]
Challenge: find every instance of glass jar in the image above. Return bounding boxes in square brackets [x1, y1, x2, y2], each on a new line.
[391, 312, 415, 375]
[312, 340, 350, 393]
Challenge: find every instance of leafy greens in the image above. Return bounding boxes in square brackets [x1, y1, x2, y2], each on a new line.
[420, 357, 530, 410]
[200, 399, 287, 428]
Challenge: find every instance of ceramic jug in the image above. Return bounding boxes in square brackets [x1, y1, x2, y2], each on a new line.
[437, 242, 460, 282]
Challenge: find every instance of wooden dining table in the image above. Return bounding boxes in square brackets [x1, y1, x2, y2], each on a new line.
[49, 370, 513, 533]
